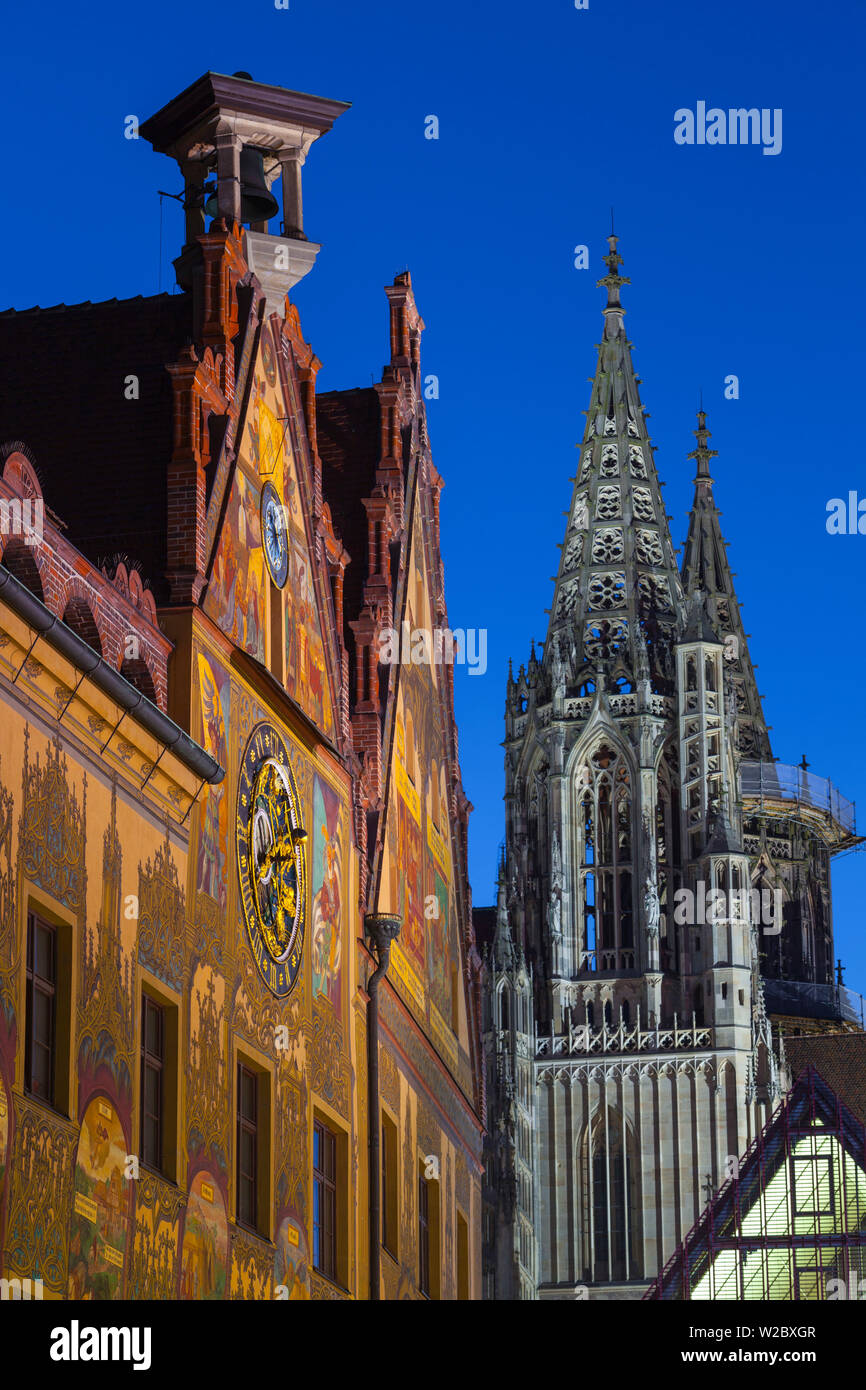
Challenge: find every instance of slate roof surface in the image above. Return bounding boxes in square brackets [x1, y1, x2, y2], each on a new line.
[0, 292, 192, 601]
[784, 1031, 866, 1127]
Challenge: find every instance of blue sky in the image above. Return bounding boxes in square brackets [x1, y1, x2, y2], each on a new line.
[2, 0, 864, 992]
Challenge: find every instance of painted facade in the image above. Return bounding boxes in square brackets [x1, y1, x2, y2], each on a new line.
[0, 70, 482, 1300]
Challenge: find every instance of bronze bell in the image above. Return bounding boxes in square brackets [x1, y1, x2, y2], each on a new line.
[204, 145, 279, 225]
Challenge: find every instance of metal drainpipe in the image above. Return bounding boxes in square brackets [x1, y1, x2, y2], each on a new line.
[364, 912, 401, 1301]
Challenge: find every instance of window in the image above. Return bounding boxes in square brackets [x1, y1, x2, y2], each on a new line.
[25, 913, 56, 1103]
[314, 1119, 337, 1281]
[582, 1111, 641, 1282]
[457, 1211, 470, 1300]
[381, 1112, 399, 1257]
[418, 1164, 440, 1298]
[141, 995, 164, 1172]
[793, 1153, 834, 1217]
[237, 1062, 259, 1231]
[418, 1171, 431, 1296]
[576, 746, 635, 972]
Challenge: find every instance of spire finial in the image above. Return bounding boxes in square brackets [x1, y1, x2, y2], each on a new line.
[687, 407, 718, 481]
[596, 232, 630, 314]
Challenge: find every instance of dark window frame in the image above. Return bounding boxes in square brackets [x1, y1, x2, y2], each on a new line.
[418, 1170, 431, 1296]
[236, 1061, 259, 1232]
[25, 912, 57, 1105]
[313, 1119, 337, 1281]
[140, 993, 165, 1174]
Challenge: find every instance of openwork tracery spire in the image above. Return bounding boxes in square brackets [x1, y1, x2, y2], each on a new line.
[543, 235, 684, 692]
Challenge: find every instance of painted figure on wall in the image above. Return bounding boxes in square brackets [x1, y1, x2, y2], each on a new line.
[284, 531, 333, 739]
[275, 1213, 310, 1300]
[196, 653, 230, 906]
[204, 469, 266, 662]
[179, 1171, 228, 1300]
[426, 870, 451, 1016]
[311, 775, 343, 1011]
[67, 1096, 131, 1300]
[397, 794, 425, 976]
[247, 374, 287, 487]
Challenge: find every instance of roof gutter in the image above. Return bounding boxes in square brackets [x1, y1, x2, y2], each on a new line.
[0, 562, 224, 785]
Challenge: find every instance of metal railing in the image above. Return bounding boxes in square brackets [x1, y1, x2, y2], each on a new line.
[763, 978, 866, 1028]
[740, 760, 856, 836]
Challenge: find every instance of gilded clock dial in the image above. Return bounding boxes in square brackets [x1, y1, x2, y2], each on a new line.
[236, 723, 306, 997]
[261, 481, 289, 588]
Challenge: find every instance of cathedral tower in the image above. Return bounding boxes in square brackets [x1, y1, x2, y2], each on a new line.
[481, 238, 784, 1300]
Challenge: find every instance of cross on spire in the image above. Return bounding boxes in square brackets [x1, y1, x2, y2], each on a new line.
[596, 234, 630, 313]
[687, 408, 719, 481]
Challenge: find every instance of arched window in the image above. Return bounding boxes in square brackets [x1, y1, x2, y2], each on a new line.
[621, 999, 631, 1026]
[1, 539, 44, 602]
[686, 656, 697, 692]
[62, 596, 102, 657]
[499, 986, 510, 1032]
[575, 744, 634, 971]
[120, 657, 156, 704]
[580, 1111, 641, 1283]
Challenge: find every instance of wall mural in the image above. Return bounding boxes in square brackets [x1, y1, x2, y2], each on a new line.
[196, 652, 231, 907]
[179, 1170, 228, 1300]
[204, 467, 266, 662]
[67, 1095, 131, 1300]
[380, 515, 463, 1054]
[284, 530, 333, 740]
[275, 1211, 310, 1300]
[245, 334, 334, 742]
[397, 787, 425, 978]
[427, 870, 451, 1014]
[311, 774, 343, 1011]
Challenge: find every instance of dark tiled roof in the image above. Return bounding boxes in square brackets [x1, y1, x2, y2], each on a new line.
[783, 1032, 866, 1127]
[0, 292, 192, 601]
[316, 387, 380, 639]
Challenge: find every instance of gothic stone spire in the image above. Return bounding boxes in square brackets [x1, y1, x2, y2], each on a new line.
[545, 236, 685, 691]
[680, 410, 772, 761]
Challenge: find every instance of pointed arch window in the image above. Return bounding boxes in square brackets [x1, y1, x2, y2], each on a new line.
[575, 744, 635, 972]
[580, 1109, 642, 1283]
[498, 984, 510, 1033]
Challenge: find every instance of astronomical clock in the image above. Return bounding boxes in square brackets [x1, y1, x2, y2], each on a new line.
[236, 722, 306, 996]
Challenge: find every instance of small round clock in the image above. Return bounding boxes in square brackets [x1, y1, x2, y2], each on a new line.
[236, 723, 307, 997]
[260, 482, 289, 588]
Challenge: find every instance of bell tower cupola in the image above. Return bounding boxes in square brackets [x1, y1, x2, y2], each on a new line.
[140, 70, 350, 312]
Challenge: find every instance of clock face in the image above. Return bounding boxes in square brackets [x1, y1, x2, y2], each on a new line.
[236, 723, 306, 997]
[261, 482, 289, 588]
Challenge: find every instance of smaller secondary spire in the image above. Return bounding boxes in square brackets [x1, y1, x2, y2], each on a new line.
[687, 408, 718, 482]
[596, 233, 630, 314]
